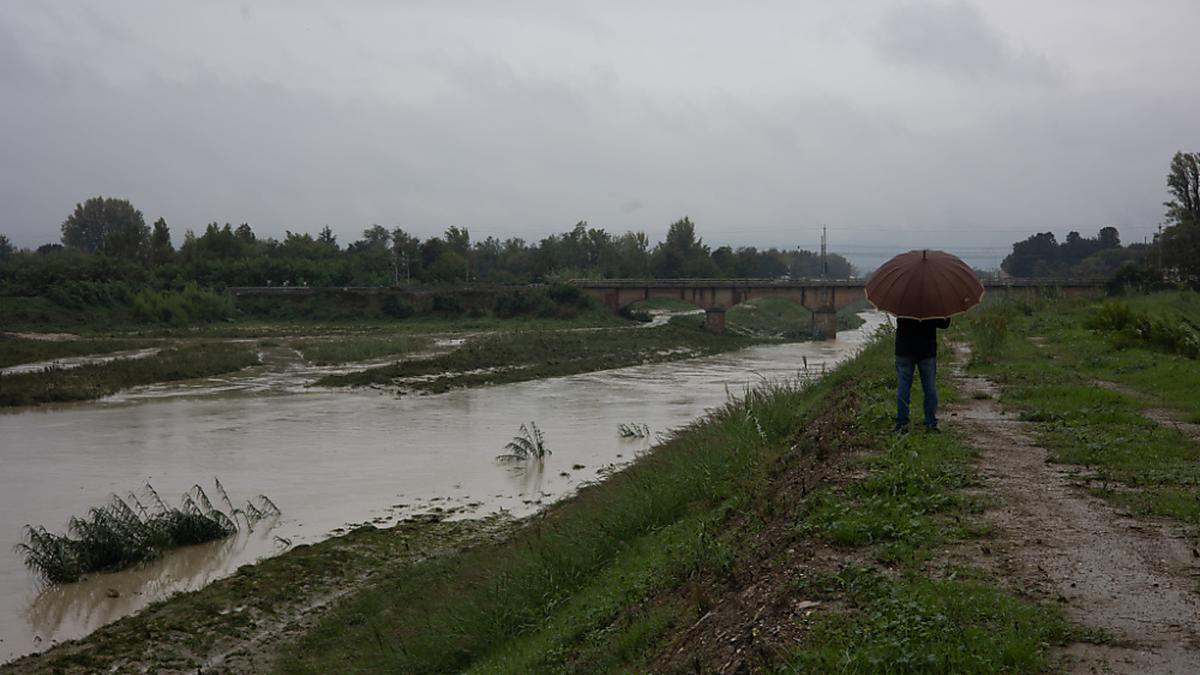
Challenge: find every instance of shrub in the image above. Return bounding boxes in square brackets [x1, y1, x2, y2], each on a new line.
[16, 481, 279, 584]
[1105, 262, 1170, 296]
[131, 284, 233, 325]
[381, 294, 415, 319]
[431, 292, 465, 317]
[968, 312, 1009, 365]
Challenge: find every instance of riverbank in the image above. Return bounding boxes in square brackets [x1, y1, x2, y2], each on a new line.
[15, 294, 1195, 672]
[7, 311, 1079, 673]
[1, 300, 864, 407]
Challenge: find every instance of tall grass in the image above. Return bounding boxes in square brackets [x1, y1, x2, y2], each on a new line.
[967, 312, 1009, 365]
[618, 422, 651, 439]
[16, 480, 280, 584]
[1087, 300, 1200, 358]
[497, 422, 550, 462]
[0, 342, 260, 407]
[281, 341, 854, 673]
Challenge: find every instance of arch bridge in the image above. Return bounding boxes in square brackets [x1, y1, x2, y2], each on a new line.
[572, 278, 1104, 338]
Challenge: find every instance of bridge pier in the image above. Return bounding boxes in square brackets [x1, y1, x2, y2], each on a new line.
[813, 309, 838, 340]
[705, 307, 726, 334]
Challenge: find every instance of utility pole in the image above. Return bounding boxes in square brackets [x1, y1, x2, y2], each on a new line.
[820, 225, 828, 278]
[1158, 224, 1164, 272]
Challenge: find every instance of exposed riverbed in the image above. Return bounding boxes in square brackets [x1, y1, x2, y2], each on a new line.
[0, 312, 886, 662]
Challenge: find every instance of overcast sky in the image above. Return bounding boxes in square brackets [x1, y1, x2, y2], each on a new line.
[2, 1, 1196, 269]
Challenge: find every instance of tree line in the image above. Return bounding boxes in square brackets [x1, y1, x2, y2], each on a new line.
[0, 209, 852, 294]
[999, 151, 1200, 289]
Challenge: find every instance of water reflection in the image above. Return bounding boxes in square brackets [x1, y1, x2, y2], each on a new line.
[22, 520, 280, 644]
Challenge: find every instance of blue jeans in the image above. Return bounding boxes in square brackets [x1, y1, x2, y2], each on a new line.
[896, 355, 938, 429]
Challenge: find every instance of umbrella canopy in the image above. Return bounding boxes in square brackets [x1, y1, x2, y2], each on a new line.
[864, 249, 984, 320]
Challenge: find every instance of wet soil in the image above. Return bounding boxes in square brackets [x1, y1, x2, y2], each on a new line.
[949, 345, 1200, 674]
[647, 381, 877, 674]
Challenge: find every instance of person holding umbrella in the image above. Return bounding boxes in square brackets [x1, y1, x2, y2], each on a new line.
[864, 249, 984, 433]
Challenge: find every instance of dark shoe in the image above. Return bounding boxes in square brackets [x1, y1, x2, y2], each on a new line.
[924, 424, 940, 433]
[892, 423, 909, 434]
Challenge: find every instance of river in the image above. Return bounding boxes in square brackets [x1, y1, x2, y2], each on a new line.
[0, 311, 886, 662]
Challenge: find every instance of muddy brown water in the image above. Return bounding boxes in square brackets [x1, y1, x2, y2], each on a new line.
[0, 313, 886, 662]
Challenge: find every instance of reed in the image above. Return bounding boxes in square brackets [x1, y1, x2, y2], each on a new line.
[617, 422, 651, 439]
[497, 422, 550, 462]
[15, 480, 280, 584]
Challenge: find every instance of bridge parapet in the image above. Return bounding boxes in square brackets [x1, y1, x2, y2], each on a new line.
[571, 278, 1106, 337]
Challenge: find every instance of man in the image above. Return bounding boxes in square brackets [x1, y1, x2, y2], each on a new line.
[894, 317, 950, 432]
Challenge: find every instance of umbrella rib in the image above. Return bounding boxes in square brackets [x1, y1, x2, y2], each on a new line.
[932, 264, 961, 315]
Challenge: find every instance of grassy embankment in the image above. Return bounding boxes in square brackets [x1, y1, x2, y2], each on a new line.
[0, 343, 260, 407]
[6, 518, 514, 674]
[12, 322, 1079, 673]
[272, 331, 1070, 673]
[959, 290, 1200, 523]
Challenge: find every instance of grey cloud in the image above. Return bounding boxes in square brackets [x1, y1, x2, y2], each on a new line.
[876, 2, 1061, 84]
[0, 2, 1193, 271]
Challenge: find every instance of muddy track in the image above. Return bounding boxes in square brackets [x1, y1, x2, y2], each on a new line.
[949, 345, 1200, 674]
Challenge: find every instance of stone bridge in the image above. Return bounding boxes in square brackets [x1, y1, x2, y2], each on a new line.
[572, 278, 1105, 338]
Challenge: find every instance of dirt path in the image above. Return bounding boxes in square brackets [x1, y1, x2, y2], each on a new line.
[949, 346, 1200, 674]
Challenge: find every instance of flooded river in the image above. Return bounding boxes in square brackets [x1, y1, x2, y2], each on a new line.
[0, 312, 886, 662]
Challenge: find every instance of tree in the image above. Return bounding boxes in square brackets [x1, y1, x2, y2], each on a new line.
[392, 227, 422, 284]
[148, 218, 175, 265]
[1161, 151, 1200, 287]
[444, 226, 470, 280]
[0, 234, 14, 263]
[235, 223, 257, 246]
[1001, 232, 1059, 277]
[651, 217, 711, 277]
[61, 197, 150, 260]
[317, 226, 339, 250]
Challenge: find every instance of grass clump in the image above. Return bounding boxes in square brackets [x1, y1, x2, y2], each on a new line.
[16, 481, 279, 584]
[497, 422, 550, 461]
[1086, 300, 1200, 358]
[966, 311, 1009, 365]
[0, 341, 260, 407]
[618, 422, 651, 438]
[789, 565, 1070, 673]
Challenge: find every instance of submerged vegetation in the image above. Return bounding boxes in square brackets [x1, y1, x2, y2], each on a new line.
[617, 422, 651, 438]
[0, 342, 261, 407]
[17, 480, 280, 584]
[315, 324, 761, 393]
[0, 335, 157, 370]
[497, 422, 550, 462]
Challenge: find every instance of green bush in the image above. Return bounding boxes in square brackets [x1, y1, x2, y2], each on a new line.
[967, 312, 1009, 365]
[1105, 262, 1170, 296]
[132, 284, 233, 325]
[381, 294, 415, 319]
[430, 292, 465, 317]
[1087, 301, 1199, 358]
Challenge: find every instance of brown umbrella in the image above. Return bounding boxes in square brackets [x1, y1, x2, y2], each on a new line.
[864, 249, 984, 320]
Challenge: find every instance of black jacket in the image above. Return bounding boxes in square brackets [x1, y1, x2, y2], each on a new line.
[895, 318, 951, 360]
